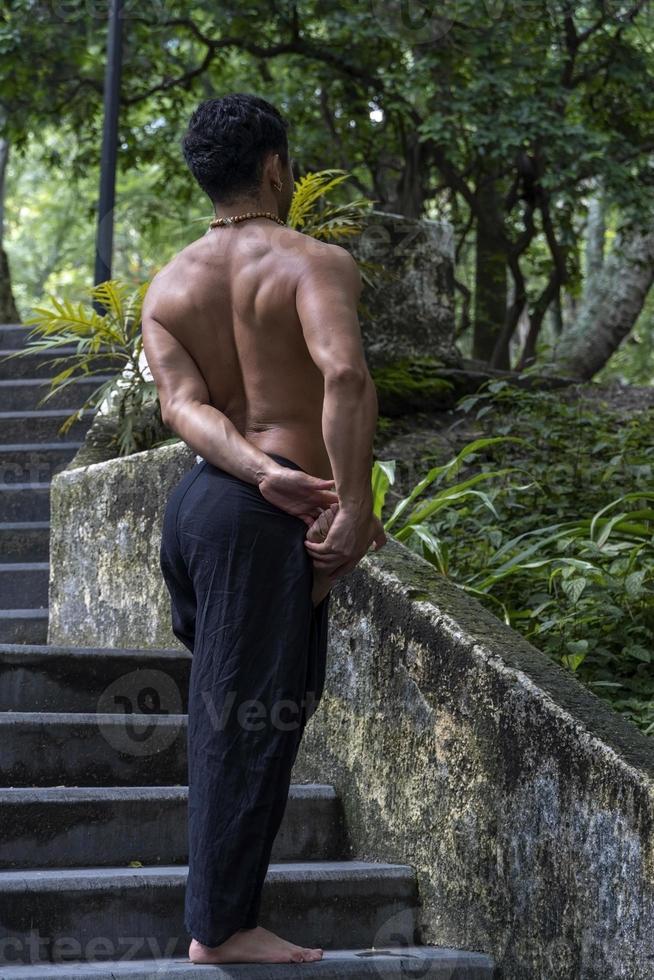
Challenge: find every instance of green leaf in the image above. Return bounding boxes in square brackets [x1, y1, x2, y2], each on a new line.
[371, 458, 396, 518]
[561, 577, 588, 604]
[625, 571, 647, 599]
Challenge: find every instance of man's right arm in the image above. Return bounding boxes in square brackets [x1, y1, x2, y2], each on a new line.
[296, 245, 386, 577]
[297, 246, 377, 511]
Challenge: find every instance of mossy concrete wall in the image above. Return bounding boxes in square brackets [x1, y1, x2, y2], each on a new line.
[48, 441, 197, 649]
[48, 442, 654, 979]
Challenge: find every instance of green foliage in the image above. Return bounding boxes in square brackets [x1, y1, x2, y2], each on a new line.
[373, 436, 529, 574]
[3, 129, 209, 315]
[5, 2, 654, 366]
[372, 380, 654, 735]
[286, 167, 381, 291]
[1, 279, 172, 455]
[287, 168, 372, 240]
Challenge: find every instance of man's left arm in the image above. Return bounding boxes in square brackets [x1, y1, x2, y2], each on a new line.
[142, 312, 272, 485]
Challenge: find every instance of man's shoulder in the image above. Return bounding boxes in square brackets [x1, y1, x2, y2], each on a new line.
[142, 254, 191, 325]
[295, 236, 360, 283]
[144, 239, 204, 310]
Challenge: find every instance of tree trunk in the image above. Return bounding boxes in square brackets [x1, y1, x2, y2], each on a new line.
[550, 292, 563, 337]
[0, 248, 19, 323]
[386, 128, 427, 219]
[548, 226, 654, 380]
[0, 135, 20, 323]
[585, 193, 606, 280]
[473, 178, 508, 366]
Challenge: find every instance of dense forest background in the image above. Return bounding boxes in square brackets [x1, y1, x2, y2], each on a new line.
[2, 0, 654, 384]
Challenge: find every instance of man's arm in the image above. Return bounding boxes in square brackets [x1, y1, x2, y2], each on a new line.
[295, 246, 378, 515]
[142, 310, 277, 486]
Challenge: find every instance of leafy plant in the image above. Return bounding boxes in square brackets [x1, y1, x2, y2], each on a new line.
[372, 381, 654, 735]
[285, 166, 386, 299]
[372, 436, 530, 574]
[0, 279, 173, 456]
[287, 168, 372, 240]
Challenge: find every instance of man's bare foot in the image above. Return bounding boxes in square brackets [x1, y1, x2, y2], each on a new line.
[189, 926, 323, 964]
[306, 502, 339, 606]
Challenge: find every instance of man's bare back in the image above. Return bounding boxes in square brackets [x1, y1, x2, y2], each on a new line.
[144, 220, 336, 481]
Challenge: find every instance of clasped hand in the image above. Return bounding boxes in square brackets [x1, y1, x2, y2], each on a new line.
[257, 465, 387, 581]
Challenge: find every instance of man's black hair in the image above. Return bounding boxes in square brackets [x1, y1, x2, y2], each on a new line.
[181, 93, 290, 204]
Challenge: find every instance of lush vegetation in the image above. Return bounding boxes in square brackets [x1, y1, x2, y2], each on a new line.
[3, 3, 654, 379]
[373, 381, 654, 736]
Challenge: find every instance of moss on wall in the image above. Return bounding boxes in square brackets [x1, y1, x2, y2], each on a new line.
[371, 356, 456, 416]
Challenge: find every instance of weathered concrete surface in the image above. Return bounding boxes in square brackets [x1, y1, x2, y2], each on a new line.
[48, 441, 196, 649]
[49, 442, 654, 979]
[294, 547, 654, 980]
[345, 210, 461, 369]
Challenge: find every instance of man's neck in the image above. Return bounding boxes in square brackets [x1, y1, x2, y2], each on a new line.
[212, 197, 281, 221]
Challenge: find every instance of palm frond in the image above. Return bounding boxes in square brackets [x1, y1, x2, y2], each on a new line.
[285, 168, 381, 294]
[92, 280, 131, 329]
[301, 200, 375, 240]
[25, 299, 108, 339]
[288, 170, 352, 229]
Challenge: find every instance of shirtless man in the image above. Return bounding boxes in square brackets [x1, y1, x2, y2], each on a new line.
[142, 93, 386, 966]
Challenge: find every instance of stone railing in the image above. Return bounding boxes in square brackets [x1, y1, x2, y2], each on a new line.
[48, 442, 654, 979]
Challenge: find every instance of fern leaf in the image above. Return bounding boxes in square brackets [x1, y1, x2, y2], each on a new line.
[288, 170, 351, 228]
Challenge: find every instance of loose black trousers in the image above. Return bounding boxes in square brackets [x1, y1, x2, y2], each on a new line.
[159, 451, 331, 947]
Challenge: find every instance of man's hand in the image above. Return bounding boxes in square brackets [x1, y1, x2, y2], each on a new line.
[303, 505, 388, 580]
[258, 466, 339, 525]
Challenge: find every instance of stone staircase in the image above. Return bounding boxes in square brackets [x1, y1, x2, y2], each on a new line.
[0, 321, 112, 644]
[0, 324, 499, 978]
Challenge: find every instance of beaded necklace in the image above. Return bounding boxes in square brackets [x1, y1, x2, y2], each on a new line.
[209, 211, 286, 229]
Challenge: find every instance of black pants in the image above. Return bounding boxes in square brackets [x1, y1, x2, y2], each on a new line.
[159, 451, 331, 947]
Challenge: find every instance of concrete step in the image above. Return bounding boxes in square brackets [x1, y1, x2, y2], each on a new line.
[0, 562, 48, 608]
[0, 443, 82, 484]
[0, 609, 48, 644]
[0, 483, 50, 521]
[1, 712, 187, 786]
[0, 324, 32, 347]
[0, 376, 116, 412]
[0, 946, 499, 978]
[0, 348, 117, 381]
[0, 522, 50, 562]
[0, 783, 349, 869]
[0, 643, 191, 712]
[0, 861, 419, 962]
[0, 410, 93, 443]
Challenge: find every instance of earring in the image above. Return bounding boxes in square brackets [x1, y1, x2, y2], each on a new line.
[274, 179, 283, 192]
